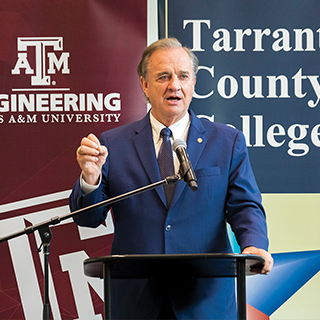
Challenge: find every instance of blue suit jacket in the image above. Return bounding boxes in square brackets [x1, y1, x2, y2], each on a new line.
[70, 109, 268, 319]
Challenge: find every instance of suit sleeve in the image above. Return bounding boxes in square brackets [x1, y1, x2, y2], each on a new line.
[225, 130, 269, 251]
[69, 135, 110, 228]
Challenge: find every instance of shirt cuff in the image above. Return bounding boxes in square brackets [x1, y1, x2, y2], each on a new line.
[80, 173, 101, 196]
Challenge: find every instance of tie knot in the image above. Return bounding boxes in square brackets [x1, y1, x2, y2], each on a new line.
[160, 127, 171, 139]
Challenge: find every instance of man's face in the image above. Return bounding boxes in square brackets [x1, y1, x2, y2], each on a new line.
[140, 47, 196, 126]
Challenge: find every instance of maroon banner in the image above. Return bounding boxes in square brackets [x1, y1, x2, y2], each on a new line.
[0, 1, 147, 319]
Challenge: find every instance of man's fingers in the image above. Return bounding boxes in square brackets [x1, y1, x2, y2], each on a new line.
[261, 255, 274, 274]
[99, 145, 108, 158]
[242, 246, 274, 275]
[87, 133, 100, 147]
[77, 133, 105, 158]
[77, 145, 100, 157]
[81, 136, 100, 150]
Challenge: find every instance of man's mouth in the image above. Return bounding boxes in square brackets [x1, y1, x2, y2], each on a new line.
[166, 96, 181, 102]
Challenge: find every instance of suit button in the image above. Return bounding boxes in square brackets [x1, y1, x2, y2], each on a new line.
[165, 225, 172, 231]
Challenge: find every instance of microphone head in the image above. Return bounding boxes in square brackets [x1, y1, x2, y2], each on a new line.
[172, 139, 186, 151]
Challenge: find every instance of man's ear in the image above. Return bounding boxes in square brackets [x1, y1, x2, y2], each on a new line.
[140, 76, 149, 97]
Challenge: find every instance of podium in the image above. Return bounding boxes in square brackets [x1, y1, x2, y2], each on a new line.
[84, 253, 264, 320]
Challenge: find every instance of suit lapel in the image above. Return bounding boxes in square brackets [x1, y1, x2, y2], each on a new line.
[132, 114, 167, 207]
[169, 111, 207, 209]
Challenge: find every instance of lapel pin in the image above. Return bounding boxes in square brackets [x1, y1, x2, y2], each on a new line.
[197, 138, 203, 144]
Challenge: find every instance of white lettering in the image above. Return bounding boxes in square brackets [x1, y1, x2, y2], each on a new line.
[294, 28, 316, 51]
[287, 124, 309, 156]
[183, 20, 210, 51]
[11, 52, 34, 75]
[0, 94, 9, 112]
[311, 124, 320, 147]
[183, 21, 320, 52]
[267, 75, 290, 98]
[0, 93, 122, 112]
[212, 28, 232, 52]
[47, 52, 70, 74]
[105, 93, 121, 111]
[194, 66, 320, 108]
[60, 251, 103, 320]
[241, 76, 264, 99]
[193, 66, 214, 99]
[234, 29, 252, 51]
[272, 28, 292, 52]
[217, 75, 238, 99]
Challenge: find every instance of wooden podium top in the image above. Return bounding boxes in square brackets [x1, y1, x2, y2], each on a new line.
[84, 253, 264, 279]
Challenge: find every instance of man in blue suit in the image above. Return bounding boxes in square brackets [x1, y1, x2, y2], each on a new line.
[69, 38, 273, 319]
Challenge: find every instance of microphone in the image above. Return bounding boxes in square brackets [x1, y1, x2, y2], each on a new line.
[172, 139, 198, 191]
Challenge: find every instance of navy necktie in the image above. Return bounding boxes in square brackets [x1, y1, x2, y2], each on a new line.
[158, 128, 175, 207]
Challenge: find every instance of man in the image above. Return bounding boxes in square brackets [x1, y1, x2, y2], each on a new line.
[69, 37, 273, 319]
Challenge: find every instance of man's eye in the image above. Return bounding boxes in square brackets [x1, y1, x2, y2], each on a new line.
[157, 76, 169, 82]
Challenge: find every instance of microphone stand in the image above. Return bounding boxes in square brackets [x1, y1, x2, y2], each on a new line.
[0, 174, 180, 320]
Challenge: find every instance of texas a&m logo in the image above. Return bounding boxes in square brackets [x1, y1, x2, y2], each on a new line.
[11, 37, 70, 86]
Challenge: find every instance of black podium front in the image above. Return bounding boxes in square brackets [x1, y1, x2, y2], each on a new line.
[84, 253, 264, 320]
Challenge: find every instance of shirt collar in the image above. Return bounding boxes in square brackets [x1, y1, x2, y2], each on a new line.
[150, 111, 191, 143]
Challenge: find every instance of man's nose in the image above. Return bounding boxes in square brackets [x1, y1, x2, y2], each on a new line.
[168, 75, 181, 91]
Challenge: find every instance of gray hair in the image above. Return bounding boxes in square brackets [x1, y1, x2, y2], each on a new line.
[137, 37, 199, 80]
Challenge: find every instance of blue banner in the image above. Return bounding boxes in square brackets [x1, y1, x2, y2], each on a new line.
[163, 0, 320, 193]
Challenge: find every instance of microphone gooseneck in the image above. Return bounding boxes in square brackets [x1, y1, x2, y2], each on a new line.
[172, 139, 198, 191]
